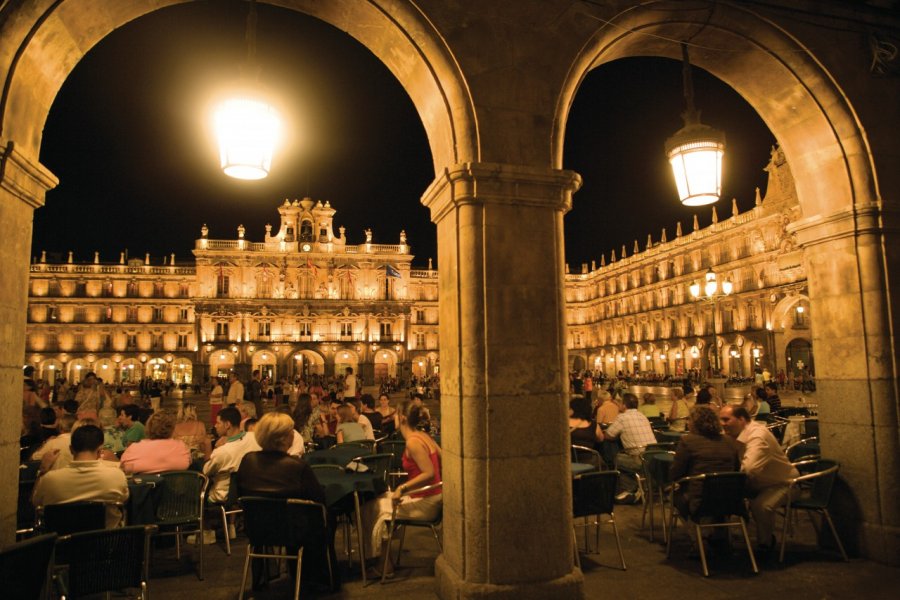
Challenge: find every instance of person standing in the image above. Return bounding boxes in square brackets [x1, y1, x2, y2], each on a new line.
[208, 377, 225, 426]
[249, 369, 264, 418]
[226, 371, 245, 408]
[344, 367, 358, 399]
[764, 381, 782, 412]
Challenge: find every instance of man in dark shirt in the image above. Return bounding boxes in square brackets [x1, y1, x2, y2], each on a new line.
[248, 370, 264, 419]
[764, 381, 782, 412]
[237, 413, 334, 591]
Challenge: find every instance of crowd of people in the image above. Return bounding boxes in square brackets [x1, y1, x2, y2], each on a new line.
[21, 363, 442, 591]
[568, 374, 800, 557]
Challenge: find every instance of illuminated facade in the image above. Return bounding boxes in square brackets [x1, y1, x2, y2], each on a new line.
[25, 197, 439, 385]
[565, 146, 811, 380]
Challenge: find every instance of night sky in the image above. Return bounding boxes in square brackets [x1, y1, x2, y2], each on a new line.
[35, 1, 775, 270]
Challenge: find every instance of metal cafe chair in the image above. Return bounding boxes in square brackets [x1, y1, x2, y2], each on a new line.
[666, 472, 759, 577]
[571, 444, 605, 471]
[378, 439, 408, 488]
[0, 532, 56, 600]
[785, 436, 820, 463]
[237, 496, 334, 600]
[351, 453, 394, 487]
[778, 458, 849, 563]
[38, 501, 107, 536]
[153, 470, 208, 580]
[205, 471, 243, 556]
[381, 481, 443, 584]
[335, 440, 377, 453]
[572, 470, 626, 570]
[54, 525, 156, 600]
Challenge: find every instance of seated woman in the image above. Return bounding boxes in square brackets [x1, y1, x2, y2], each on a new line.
[174, 402, 212, 461]
[568, 396, 601, 449]
[362, 400, 441, 577]
[119, 411, 191, 474]
[336, 404, 366, 443]
[669, 405, 742, 518]
[667, 387, 691, 432]
[359, 394, 383, 432]
[292, 393, 326, 446]
[236, 413, 333, 591]
[375, 393, 397, 435]
[638, 393, 663, 419]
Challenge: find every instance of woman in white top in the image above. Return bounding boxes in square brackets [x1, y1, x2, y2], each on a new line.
[208, 377, 225, 426]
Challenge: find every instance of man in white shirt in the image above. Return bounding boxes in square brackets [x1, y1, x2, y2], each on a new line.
[204, 407, 258, 503]
[226, 371, 245, 407]
[31, 413, 76, 470]
[720, 404, 799, 550]
[344, 367, 357, 398]
[32, 424, 129, 528]
[600, 393, 657, 503]
[348, 398, 375, 440]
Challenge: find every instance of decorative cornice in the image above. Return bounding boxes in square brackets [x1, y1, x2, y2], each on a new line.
[421, 162, 582, 224]
[0, 141, 58, 208]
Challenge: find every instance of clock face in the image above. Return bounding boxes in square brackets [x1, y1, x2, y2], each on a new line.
[302, 243, 311, 252]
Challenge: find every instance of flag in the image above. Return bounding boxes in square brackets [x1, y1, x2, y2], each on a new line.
[306, 257, 318, 277]
[385, 264, 401, 278]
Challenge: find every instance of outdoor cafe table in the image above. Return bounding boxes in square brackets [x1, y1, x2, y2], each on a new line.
[305, 445, 374, 468]
[312, 465, 388, 586]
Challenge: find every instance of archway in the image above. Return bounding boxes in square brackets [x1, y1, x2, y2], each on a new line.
[374, 348, 398, 382]
[209, 349, 236, 379]
[291, 350, 324, 380]
[786, 337, 815, 391]
[251, 348, 277, 382]
[333, 349, 358, 379]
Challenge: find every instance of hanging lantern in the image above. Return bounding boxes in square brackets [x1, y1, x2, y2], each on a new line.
[665, 43, 725, 206]
[213, 0, 282, 180]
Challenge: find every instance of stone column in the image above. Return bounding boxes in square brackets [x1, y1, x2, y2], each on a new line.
[423, 163, 584, 598]
[793, 204, 900, 564]
[0, 142, 58, 543]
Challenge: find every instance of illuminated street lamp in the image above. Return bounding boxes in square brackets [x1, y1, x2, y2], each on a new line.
[688, 268, 732, 373]
[665, 43, 725, 207]
[214, 0, 281, 180]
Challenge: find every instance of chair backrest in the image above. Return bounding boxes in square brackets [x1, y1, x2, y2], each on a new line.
[803, 418, 819, 438]
[335, 440, 376, 453]
[571, 445, 603, 469]
[786, 436, 820, 462]
[57, 525, 155, 598]
[793, 459, 840, 508]
[379, 439, 406, 472]
[155, 470, 207, 524]
[239, 496, 328, 549]
[40, 501, 106, 535]
[572, 470, 619, 518]
[355, 453, 393, 484]
[691, 472, 749, 519]
[0, 532, 56, 600]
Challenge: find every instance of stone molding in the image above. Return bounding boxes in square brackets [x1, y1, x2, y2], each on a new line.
[421, 162, 582, 224]
[0, 141, 57, 208]
[789, 201, 900, 248]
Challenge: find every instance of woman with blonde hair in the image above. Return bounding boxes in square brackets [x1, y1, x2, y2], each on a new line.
[119, 411, 190, 474]
[174, 402, 212, 460]
[667, 387, 691, 432]
[236, 412, 332, 590]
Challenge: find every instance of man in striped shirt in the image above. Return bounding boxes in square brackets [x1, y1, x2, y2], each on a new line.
[600, 393, 657, 503]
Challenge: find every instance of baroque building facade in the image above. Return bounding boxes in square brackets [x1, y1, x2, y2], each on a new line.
[566, 146, 811, 381]
[26, 149, 808, 388]
[25, 197, 440, 386]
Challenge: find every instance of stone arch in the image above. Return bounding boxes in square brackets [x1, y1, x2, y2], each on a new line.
[554, 2, 877, 220]
[0, 0, 478, 174]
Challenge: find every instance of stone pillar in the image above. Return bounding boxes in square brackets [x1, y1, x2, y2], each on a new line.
[794, 204, 900, 564]
[0, 142, 58, 543]
[423, 163, 584, 598]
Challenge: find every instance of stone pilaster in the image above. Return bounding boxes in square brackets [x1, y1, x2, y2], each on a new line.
[792, 202, 900, 565]
[423, 162, 585, 598]
[0, 141, 58, 544]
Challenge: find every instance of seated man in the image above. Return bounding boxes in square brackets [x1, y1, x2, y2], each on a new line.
[31, 413, 77, 471]
[32, 424, 129, 528]
[720, 404, 799, 552]
[117, 404, 145, 448]
[599, 393, 657, 503]
[203, 407, 260, 504]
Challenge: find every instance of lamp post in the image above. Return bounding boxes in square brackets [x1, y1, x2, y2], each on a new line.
[688, 268, 732, 374]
